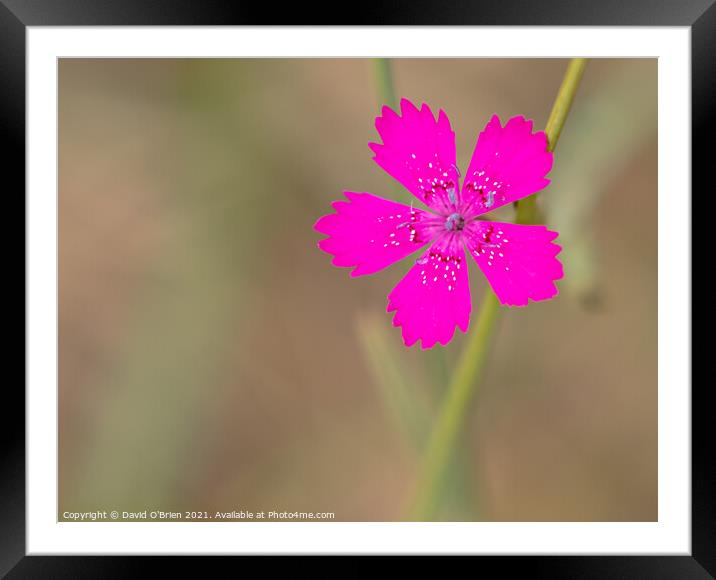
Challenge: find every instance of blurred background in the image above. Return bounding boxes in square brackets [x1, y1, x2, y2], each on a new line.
[59, 58, 657, 522]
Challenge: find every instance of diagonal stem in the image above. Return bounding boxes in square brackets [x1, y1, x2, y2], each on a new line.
[409, 58, 588, 521]
[409, 291, 501, 519]
[516, 58, 588, 224]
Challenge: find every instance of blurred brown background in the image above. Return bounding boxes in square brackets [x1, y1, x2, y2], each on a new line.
[59, 58, 657, 522]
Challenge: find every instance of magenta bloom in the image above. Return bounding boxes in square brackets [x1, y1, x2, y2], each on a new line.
[315, 99, 563, 349]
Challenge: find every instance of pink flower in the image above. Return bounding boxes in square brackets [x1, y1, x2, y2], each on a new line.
[315, 99, 563, 349]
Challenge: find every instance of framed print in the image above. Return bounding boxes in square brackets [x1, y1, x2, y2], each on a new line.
[7, 0, 707, 574]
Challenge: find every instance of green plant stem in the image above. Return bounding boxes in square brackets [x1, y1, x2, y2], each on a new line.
[410, 58, 588, 521]
[373, 58, 397, 110]
[373, 59, 412, 204]
[517, 58, 588, 225]
[410, 291, 501, 519]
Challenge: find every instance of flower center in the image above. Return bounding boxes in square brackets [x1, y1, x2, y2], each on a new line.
[445, 212, 465, 232]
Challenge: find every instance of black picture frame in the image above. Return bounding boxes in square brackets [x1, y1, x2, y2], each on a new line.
[6, 0, 706, 575]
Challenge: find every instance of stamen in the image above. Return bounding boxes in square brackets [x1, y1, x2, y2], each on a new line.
[485, 190, 495, 208]
[445, 213, 465, 231]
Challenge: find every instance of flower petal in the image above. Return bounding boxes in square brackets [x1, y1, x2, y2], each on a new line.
[369, 99, 460, 213]
[460, 115, 553, 217]
[386, 234, 470, 349]
[315, 192, 439, 277]
[465, 221, 563, 306]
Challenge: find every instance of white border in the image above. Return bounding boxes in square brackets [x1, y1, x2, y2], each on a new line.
[27, 27, 691, 554]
